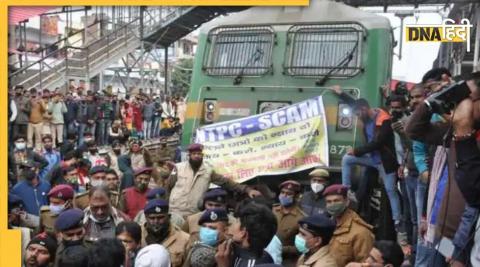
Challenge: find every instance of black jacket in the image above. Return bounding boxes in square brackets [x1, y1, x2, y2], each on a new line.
[340, 92, 398, 173]
[232, 247, 274, 267]
[455, 137, 480, 208]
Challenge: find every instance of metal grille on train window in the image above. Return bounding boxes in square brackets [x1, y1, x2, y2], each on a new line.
[285, 23, 366, 77]
[204, 26, 275, 76]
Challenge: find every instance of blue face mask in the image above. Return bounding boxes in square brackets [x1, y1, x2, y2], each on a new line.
[295, 234, 309, 254]
[199, 227, 218, 247]
[279, 195, 294, 207]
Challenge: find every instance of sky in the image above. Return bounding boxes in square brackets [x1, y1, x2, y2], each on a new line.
[375, 9, 445, 83]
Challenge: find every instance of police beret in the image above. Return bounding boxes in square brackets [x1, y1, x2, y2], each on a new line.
[28, 232, 58, 257]
[55, 208, 84, 231]
[198, 208, 229, 225]
[188, 143, 204, 152]
[308, 168, 330, 178]
[134, 167, 153, 176]
[323, 184, 348, 197]
[48, 184, 74, 200]
[144, 199, 169, 215]
[89, 165, 107, 175]
[146, 188, 167, 200]
[298, 214, 336, 237]
[279, 180, 301, 193]
[203, 188, 227, 203]
[8, 193, 24, 212]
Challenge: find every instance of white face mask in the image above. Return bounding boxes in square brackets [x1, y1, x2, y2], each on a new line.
[90, 179, 105, 187]
[49, 204, 65, 215]
[311, 183, 325, 194]
[89, 213, 111, 223]
[15, 142, 26, 150]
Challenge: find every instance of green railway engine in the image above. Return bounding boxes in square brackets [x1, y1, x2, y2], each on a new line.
[182, 0, 394, 173]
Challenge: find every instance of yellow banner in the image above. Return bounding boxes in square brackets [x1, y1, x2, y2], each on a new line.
[196, 96, 329, 182]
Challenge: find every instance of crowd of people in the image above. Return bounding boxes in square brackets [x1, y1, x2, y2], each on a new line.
[8, 85, 185, 151]
[6, 67, 480, 267]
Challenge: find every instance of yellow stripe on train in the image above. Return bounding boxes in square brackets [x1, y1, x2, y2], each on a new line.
[185, 102, 341, 125]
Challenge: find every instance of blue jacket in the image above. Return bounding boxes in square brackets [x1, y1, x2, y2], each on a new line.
[64, 100, 79, 123]
[413, 141, 429, 174]
[12, 179, 51, 215]
[300, 191, 327, 216]
[412, 114, 442, 174]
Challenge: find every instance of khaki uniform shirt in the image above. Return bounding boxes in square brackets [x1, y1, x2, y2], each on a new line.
[142, 224, 190, 267]
[296, 245, 338, 267]
[169, 161, 247, 218]
[39, 205, 59, 233]
[329, 209, 374, 267]
[273, 204, 306, 256]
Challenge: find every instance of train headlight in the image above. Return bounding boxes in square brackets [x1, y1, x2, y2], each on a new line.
[206, 102, 215, 112]
[341, 106, 351, 116]
[203, 99, 217, 124]
[337, 103, 353, 130]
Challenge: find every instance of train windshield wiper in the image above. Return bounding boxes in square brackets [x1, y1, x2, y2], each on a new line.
[233, 47, 264, 85]
[315, 41, 359, 86]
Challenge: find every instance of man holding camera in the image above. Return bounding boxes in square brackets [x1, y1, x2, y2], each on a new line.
[405, 68, 480, 266]
[449, 72, 480, 267]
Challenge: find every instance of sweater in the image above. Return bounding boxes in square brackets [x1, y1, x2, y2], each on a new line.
[49, 101, 68, 124]
[29, 99, 46, 124]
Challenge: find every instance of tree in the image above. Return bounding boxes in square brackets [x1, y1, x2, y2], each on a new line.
[171, 58, 193, 95]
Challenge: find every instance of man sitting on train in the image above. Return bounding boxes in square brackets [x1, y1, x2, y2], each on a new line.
[332, 86, 404, 235]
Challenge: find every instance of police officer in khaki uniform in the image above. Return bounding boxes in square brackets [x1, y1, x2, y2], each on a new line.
[296, 214, 338, 267]
[300, 168, 330, 216]
[141, 199, 190, 267]
[134, 187, 167, 225]
[323, 185, 374, 267]
[74, 166, 120, 210]
[273, 180, 306, 263]
[182, 188, 230, 241]
[54, 208, 89, 267]
[183, 208, 230, 267]
[39, 184, 75, 234]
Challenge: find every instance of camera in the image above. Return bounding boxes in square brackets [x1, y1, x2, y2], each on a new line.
[424, 80, 471, 114]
